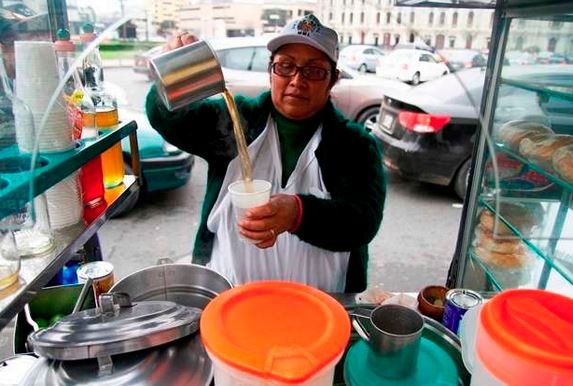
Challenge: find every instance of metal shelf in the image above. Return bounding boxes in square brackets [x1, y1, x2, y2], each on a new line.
[0, 176, 138, 330]
[0, 121, 138, 219]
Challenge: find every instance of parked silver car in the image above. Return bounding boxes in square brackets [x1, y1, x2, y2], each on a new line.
[209, 37, 410, 127]
[339, 44, 386, 73]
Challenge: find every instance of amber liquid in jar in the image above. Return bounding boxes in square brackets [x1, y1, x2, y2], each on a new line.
[84, 107, 125, 188]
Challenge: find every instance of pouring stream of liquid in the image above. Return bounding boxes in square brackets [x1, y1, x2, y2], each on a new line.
[222, 88, 253, 192]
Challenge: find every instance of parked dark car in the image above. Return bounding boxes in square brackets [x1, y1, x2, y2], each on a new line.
[436, 49, 487, 72]
[371, 65, 573, 199]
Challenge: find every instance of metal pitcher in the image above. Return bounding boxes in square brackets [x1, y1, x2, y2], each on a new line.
[149, 40, 225, 111]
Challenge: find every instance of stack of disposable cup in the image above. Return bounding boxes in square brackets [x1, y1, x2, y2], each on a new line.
[14, 41, 74, 153]
[45, 173, 83, 230]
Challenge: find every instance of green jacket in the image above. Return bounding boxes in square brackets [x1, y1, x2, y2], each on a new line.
[146, 87, 386, 292]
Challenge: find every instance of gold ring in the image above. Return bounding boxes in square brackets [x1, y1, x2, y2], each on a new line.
[270, 229, 276, 238]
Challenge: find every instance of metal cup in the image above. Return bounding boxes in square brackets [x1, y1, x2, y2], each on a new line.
[351, 304, 424, 379]
[149, 40, 225, 111]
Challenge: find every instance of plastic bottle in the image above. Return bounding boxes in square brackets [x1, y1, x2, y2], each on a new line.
[80, 23, 125, 189]
[54, 29, 107, 223]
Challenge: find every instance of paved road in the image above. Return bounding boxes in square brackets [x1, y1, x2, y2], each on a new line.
[100, 67, 465, 292]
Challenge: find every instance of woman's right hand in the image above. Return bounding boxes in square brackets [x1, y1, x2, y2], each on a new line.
[163, 32, 199, 53]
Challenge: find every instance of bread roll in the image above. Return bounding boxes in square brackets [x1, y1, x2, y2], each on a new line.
[553, 144, 573, 183]
[475, 226, 523, 254]
[520, 134, 573, 171]
[478, 203, 541, 236]
[496, 120, 553, 151]
[474, 246, 530, 269]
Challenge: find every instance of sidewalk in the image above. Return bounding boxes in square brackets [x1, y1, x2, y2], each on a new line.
[103, 58, 133, 68]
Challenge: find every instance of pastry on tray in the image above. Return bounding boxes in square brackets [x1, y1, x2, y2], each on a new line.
[496, 120, 553, 152]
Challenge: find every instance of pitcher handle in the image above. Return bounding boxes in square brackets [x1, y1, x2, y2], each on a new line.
[350, 307, 372, 342]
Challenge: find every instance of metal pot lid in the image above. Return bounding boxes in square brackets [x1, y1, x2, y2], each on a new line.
[28, 293, 201, 361]
[19, 333, 213, 386]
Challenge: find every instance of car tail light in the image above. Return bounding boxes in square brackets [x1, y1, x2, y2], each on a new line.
[464, 61, 472, 68]
[398, 111, 451, 133]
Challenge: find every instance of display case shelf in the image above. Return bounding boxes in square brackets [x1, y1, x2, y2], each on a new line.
[0, 120, 140, 331]
[474, 200, 573, 289]
[501, 77, 573, 104]
[0, 121, 138, 218]
[494, 143, 573, 192]
[0, 175, 138, 330]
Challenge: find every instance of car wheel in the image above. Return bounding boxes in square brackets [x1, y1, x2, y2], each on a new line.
[453, 158, 471, 200]
[356, 106, 380, 131]
[358, 63, 368, 73]
[110, 162, 142, 218]
[411, 72, 421, 85]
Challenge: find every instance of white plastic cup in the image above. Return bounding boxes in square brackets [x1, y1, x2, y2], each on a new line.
[228, 179, 271, 223]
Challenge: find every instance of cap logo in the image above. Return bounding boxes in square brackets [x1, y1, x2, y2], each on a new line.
[295, 15, 321, 37]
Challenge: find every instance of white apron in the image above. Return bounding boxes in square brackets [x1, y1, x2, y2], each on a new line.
[206, 116, 350, 292]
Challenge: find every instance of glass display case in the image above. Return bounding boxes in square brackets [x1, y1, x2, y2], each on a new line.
[0, 1, 140, 330]
[449, 0, 573, 297]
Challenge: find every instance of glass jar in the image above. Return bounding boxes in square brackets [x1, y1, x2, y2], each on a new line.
[0, 230, 19, 290]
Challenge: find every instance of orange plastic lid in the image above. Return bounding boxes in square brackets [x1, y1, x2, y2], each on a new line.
[477, 289, 573, 384]
[200, 281, 351, 384]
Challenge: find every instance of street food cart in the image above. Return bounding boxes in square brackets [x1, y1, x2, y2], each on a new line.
[0, 0, 572, 385]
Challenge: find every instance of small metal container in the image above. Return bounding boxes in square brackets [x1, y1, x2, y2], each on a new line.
[442, 288, 483, 335]
[77, 261, 114, 307]
[149, 40, 225, 111]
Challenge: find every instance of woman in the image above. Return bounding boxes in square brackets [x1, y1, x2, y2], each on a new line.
[146, 14, 385, 293]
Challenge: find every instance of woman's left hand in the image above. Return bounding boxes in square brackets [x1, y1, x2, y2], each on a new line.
[238, 194, 298, 249]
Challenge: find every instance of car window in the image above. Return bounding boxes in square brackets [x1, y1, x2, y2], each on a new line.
[217, 47, 256, 71]
[420, 54, 430, 62]
[251, 47, 271, 72]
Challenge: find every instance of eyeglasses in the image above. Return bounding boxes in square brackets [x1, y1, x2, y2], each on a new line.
[271, 62, 330, 81]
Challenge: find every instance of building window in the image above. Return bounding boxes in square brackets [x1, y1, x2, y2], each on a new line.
[350, 12, 353, 24]
[452, 12, 458, 27]
[551, 21, 563, 28]
[343, 0, 346, 5]
[397, 12, 401, 24]
[468, 11, 474, 27]
[436, 34, 445, 49]
[330, 0, 333, 5]
[386, 12, 391, 24]
[377, 12, 381, 24]
[516, 36, 525, 50]
[548, 37, 557, 52]
[374, 36, 379, 45]
[341, 12, 345, 24]
[429, 12, 434, 26]
[348, 36, 352, 44]
[449, 36, 455, 48]
[361, 12, 364, 24]
[351, 0, 354, 5]
[440, 12, 445, 26]
[383, 32, 391, 46]
[329, 12, 333, 21]
[410, 12, 415, 24]
[465, 35, 473, 49]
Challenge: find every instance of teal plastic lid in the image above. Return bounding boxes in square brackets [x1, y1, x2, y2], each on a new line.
[345, 338, 459, 385]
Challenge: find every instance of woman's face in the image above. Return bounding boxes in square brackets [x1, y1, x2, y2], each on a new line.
[270, 43, 335, 120]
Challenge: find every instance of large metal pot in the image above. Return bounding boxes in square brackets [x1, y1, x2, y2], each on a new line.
[109, 263, 232, 309]
[21, 293, 212, 386]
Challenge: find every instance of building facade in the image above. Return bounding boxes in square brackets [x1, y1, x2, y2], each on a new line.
[318, 0, 495, 50]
